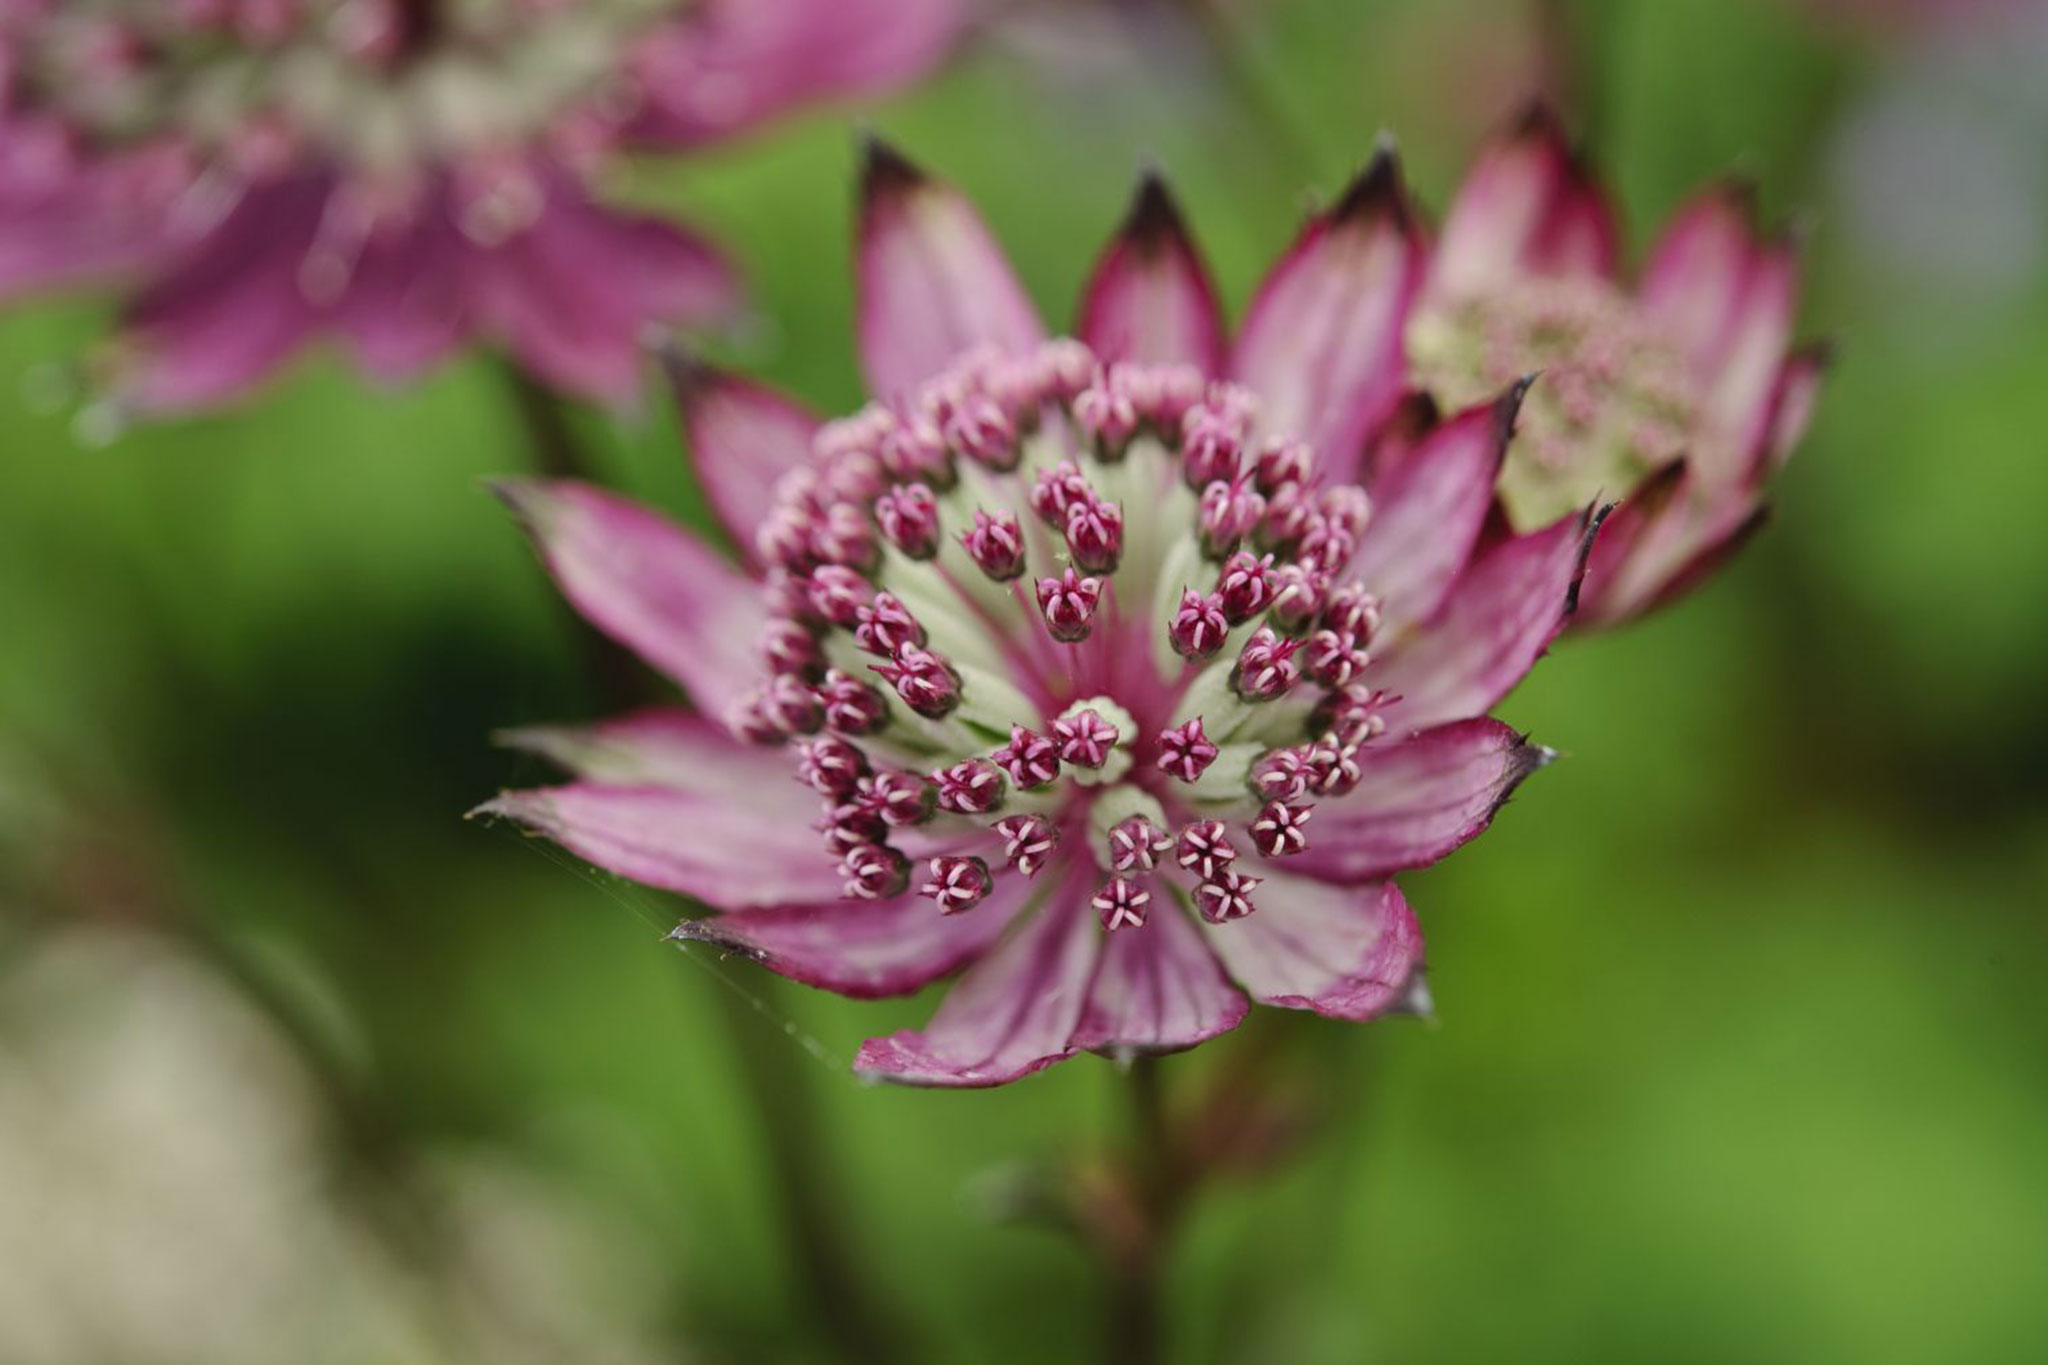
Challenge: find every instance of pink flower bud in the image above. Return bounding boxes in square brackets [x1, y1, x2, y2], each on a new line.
[1064, 495, 1124, 573]
[1198, 478, 1266, 558]
[932, 758, 1006, 815]
[960, 508, 1027, 581]
[1174, 819, 1237, 879]
[1194, 869, 1261, 923]
[1169, 589, 1230, 661]
[794, 735, 868, 797]
[1215, 550, 1274, 623]
[820, 668, 889, 736]
[875, 483, 941, 559]
[1232, 626, 1302, 702]
[1107, 816, 1170, 873]
[1092, 876, 1150, 931]
[871, 645, 961, 719]
[1051, 707, 1119, 768]
[1250, 800, 1312, 857]
[1156, 718, 1219, 783]
[991, 724, 1061, 788]
[840, 843, 909, 900]
[1035, 567, 1102, 643]
[853, 592, 925, 656]
[920, 855, 994, 914]
[994, 813, 1059, 877]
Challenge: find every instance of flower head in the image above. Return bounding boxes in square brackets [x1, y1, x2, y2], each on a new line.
[480, 144, 1591, 1086]
[1406, 104, 1828, 625]
[0, 0, 966, 412]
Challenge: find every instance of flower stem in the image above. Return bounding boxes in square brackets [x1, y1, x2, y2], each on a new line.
[498, 357, 909, 1363]
[1106, 1055, 1172, 1365]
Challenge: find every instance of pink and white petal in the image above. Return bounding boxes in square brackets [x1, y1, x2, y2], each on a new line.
[1072, 901, 1249, 1055]
[336, 212, 470, 385]
[467, 186, 736, 403]
[1283, 719, 1549, 884]
[1201, 878, 1423, 1022]
[1639, 184, 1763, 374]
[493, 479, 763, 720]
[856, 141, 1045, 399]
[476, 777, 840, 908]
[1698, 240, 1800, 482]
[1756, 340, 1830, 479]
[854, 874, 1100, 1087]
[672, 873, 1025, 999]
[1230, 147, 1428, 485]
[662, 356, 821, 567]
[1432, 104, 1617, 299]
[1370, 503, 1607, 731]
[625, 0, 969, 149]
[1076, 171, 1225, 378]
[497, 707, 775, 787]
[1347, 385, 1521, 633]
[1572, 459, 1687, 627]
[1358, 390, 1442, 486]
[1589, 491, 1769, 628]
[117, 177, 329, 411]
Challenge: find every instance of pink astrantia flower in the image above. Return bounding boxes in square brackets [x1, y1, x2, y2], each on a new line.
[1405, 105, 1828, 627]
[480, 142, 1603, 1087]
[0, 0, 966, 411]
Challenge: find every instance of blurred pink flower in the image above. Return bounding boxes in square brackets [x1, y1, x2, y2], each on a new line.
[0, 0, 967, 411]
[480, 142, 1603, 1087]
[1407, 106, 1828, 627]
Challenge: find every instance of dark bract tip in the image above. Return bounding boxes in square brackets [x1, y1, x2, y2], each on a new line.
[1330, 137, 1411, 228]
[860, 135, 926, 202]
[1121, 168, 1191, 254]
[1509, 98, 1566, 143]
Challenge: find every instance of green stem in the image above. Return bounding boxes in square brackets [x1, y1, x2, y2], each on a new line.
[499, 357, 907, 1363]
[1106, 1055, 1172, 1365]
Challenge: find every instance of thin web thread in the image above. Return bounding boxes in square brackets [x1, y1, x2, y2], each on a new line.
[474, 816, 852, 1082]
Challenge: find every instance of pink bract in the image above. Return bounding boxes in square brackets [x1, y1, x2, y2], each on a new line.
[0, 0, 967, 410]
[1409, 104, 1828, 626]
[482, 142, 1602, 1087]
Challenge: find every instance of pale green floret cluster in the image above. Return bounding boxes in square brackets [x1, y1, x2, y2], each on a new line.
[1407, 277, 1700, 528]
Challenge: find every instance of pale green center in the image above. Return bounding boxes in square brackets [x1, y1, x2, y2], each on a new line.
[1406, 277, 1701, 528]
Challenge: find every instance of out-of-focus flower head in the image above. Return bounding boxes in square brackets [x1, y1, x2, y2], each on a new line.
[0, 0, 968, 412]
[1406, 104, 1828, 627]
[479, 141, 1606, 1087]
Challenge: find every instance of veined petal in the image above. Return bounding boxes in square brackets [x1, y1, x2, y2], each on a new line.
[1432, 104, 1618, 299]
[856, 140, 1045, 399]
[1573, 458, 1687, 627]
[1639, 183, 1765, 376]
[1076, 171, 1225, 378]
[1698, 239, 1800, 482]
[117, 176, 328, 411]
[471, 189, 737, 403]
[1072, 901, 1249, 1055]
[1284, 719, 1549, 884]
[663, 354, 822, 568]
[1579, 481, 1768, 629]
[476, 776, 840, 908]
[1230, 145, 1427, 484]
[1371, 503, 1606, 731]
[336, 207, 469, 385]
[1756, 340, 1830, 479]
[854, 873, 1099, 1087]
[493, 478, 762, 720]
[497, 707, 767, 786]
[1201, 878, 1423, 1022]
[627, 0, 969, 148]
[1349, 384, 1522, 633]
[672, 876, 1025, 999]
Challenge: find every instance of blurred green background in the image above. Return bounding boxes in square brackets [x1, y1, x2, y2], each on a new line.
[4, 0, 2046, 1361]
